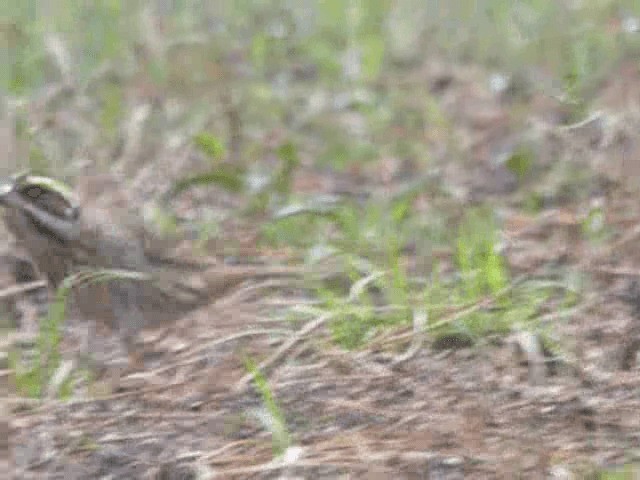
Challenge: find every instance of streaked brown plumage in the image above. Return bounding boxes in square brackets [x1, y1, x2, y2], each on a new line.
[0, 173, 303, 368]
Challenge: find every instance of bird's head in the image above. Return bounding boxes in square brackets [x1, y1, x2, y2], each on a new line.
[0, 172, 81, 242]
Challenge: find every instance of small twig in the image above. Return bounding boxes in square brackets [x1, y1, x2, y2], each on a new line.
[348, 271, 385, 302]
[201, 440, 255, 462]
[0, 280, 46, 299]
[262, 297, 321, 307]
[213, 459, 357, 476]
[215, 278, 296, 307]
[376, 276, 527, 349]
[150, 328, 289, 377]
[273, 373, 382, 390]
[99, 432, 158, 444]
[44, 34, 73, 81]
[234, 312, 335, 392]
[391, 309, 427, 366]
[587, 266, 640, 277]
[323, 398, 402, 420]
[375, 298, 489, 348]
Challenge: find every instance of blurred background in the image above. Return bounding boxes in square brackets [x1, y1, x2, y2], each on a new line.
[4, 1, 640, 247]
[4, 1, 640, 180]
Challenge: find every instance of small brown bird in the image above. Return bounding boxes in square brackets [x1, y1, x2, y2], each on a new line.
[0, 173, 304, 369]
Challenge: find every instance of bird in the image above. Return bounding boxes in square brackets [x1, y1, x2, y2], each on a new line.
[0, 172, 306, 370]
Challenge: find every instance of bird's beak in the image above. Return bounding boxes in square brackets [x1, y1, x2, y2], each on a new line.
[0, 177, 14, 200]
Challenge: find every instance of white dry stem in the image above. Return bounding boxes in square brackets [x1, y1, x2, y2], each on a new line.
[391, 308, 427, 366]
[115, 104, 152, 174]
[44, 34, 73, 81]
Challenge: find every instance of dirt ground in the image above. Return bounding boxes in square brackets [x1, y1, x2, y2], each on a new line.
[5, 55, 640, 479]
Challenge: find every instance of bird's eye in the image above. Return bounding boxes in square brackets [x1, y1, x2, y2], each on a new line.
[26, 187, 43, 199]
